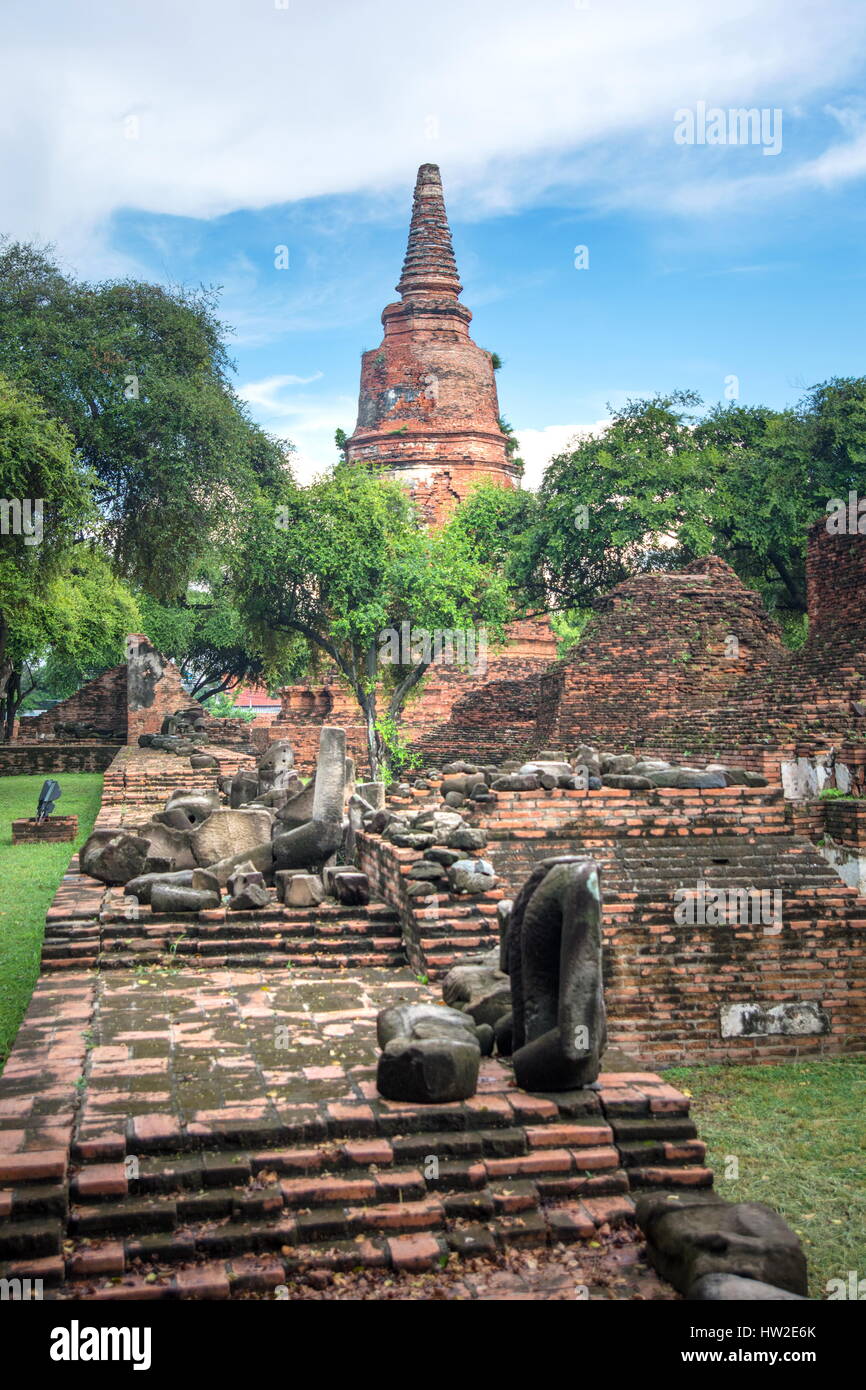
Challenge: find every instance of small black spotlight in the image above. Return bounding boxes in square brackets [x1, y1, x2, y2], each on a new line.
[36, 779, 61, 823]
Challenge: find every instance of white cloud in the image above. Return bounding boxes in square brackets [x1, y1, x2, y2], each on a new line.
[238, 373, 324, 413]
[516, 421, 608, 490]
[237, 373, 355, 482]
[663, 99, 866, 215]
[2, 0, 865, 263]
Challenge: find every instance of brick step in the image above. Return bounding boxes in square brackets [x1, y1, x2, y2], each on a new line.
[95, 905, 402, 928]
[41, 948, 407, 973]
[423, 938, 497, 953]
[626, 1164, 714, 1190]
[617, 1138, 706, 1167]
[72, 1120, 621, 1195]
[608, 842, 835, 858]
[0, 1182, 68, 1223]
[609, 851, 845, 869]
[69, 1144, 625, 1229]
[0, 1216, 65, 1259]
[33, 1117, 653, 1291]
[42, 931, 405, 957]
[33, 1196, 637, 1297]
[606, 881, 853, 899]
[99, 923, 403, 944]
[98, 926, 403, 949]
[53, 1178, 640, 1293]
[604, 898, 858, 917]
[606, 850, 842, 867]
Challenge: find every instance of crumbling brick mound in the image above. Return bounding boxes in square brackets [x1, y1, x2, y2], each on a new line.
[641, 526, 866, 771]
[17, 666, 128, 743]
[408, 558, 786, 766]
[543, 558, 786, 752]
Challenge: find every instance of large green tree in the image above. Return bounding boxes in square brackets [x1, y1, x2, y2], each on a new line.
[0, 374, 95, 721]
[10, 549, 142, 737]
[231, 463, 511, 777]
[0, 240, 290, 599]
[138, 568, 310, 701]
[499, 381, 866, 625]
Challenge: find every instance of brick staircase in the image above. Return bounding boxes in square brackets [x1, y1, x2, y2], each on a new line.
[40, 872, 406, 973]
[101, 746, 255, 807]
[0, 1066, 708, 1300]
[413, 899, 500, 974]
[491, 831, 863, 922]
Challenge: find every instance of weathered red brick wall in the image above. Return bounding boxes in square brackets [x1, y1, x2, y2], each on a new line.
[17, 666, 128, 742]
[124, 634, 204, 743]
[823, 799, 866, 850]
[807, 515, 865, 636]
[790, 800, 826, 842]
[271, 617, 558, 775]
[357, 830, 499, 977]
[364, 778, 866, 1063]
[475, 786, 866, 1063]
[0, 744, 119, 776]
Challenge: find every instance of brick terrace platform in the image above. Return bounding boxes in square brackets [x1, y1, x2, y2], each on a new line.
[0, 966, 706, 1300]
[0, 747, 709, 1300]
[363, 778, 866, 1064]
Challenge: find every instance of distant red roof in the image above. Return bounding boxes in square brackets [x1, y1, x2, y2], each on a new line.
[233, 684, 281, 708]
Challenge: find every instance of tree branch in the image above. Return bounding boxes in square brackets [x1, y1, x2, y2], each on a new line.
[387, 660, 430, 719]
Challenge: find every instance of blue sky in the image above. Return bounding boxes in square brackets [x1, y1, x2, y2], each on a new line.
[3, 0, 866, 484]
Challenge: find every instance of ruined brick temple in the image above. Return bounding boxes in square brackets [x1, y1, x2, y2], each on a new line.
[1, 169, 864, 1302]
[345, 163, 520, 521]
[272, 161, 558, 763]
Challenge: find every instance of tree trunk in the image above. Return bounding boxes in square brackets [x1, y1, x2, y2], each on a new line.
[769, 548, 807, 613]
[0, 614, 11, 717]
[4, 669, 21, 742]
[359, 690, 379, 781]
[0, 620, 13, 742]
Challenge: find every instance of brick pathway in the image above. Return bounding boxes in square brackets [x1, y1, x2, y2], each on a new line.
[0, 964, 708, 1300]
[0, 745, 712, 1300]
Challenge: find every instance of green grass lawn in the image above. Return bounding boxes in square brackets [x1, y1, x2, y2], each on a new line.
[666, 1060, 866, 1298]
[0, 772, 103, 1065]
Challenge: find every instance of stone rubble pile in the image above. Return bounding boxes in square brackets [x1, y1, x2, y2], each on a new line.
[52, 718, 117, 741]
[79, 727, 371, 913]
[137, 705, 257, 759]
[393, 748, 768, 799]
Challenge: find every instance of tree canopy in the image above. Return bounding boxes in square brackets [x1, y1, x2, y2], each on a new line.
[469, 380, 866, 627]
[138, 567, 310, 700]
[0, 239, 291, 599]
[231, 462, 511, 777]
[0, 373, 95, 713]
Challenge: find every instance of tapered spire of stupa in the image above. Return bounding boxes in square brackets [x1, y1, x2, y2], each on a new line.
[396, 163, 462, 301]
[346, 164, 520, 523]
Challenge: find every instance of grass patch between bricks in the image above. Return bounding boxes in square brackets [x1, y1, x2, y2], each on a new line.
[666, 1059, 866, 1298]
[0, 772, 103, 1065]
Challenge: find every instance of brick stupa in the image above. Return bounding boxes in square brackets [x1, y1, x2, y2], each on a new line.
[268, 165, 557, 771]
[346, 164, 520, 522]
